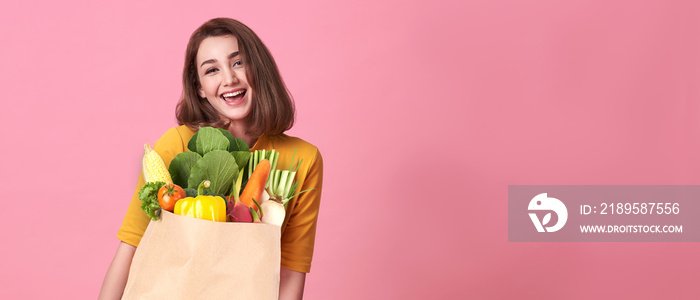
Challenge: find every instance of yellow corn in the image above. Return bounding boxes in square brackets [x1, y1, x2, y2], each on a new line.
[143, 144, 173, 183]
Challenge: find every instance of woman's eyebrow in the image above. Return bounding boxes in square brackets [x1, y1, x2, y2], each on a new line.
[200, 51, 240, 68]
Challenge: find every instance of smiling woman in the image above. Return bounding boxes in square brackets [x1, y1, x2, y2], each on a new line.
[176, 19, 295, 148]
[196, 36, 255, 143]
[98, 18, 323, 300]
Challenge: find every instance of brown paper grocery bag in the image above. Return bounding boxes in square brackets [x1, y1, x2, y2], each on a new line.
[122, 210, 280, 300]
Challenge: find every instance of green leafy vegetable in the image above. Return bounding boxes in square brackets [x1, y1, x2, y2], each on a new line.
[188, 150, 238, 195]
[139, 181, 165, 220]
[196, 127, 229, 156]
[232, 137, 250, 152]
[168, 151, 202, 188]
[184, 187, 225, 198]
[215, 128, 250, 152]
[188, 127, 249, 153]
[230, 151, 251, 174]
[187, 132, 198, 153]
[184, 188, 197, 198]
[178, 126, 251, 197]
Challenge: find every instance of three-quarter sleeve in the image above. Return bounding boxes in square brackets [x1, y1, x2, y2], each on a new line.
[280, 147, 324, 273]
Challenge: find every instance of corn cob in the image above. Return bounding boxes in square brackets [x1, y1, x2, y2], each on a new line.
[143, 144, 173, 183]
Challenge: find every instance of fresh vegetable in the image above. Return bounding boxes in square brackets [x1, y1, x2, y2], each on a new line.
[239, 159, 270, 212]
[250, 207, 262, 223]
[248, 149, 313, 204]
[143, 144, 173, 184]
[139, 181, 166, 220]
[168, 151, 202, 188]
[227, 169, 252, 222]
[245, 149, 315, 227]
[187, 127, 251, 171]
[260, 199, 285, 227]
[184, 188, 197, 198]
[184, 187, 225, 198]
[214, 128, 251, 170]
[228, 198, 253, 222]
[168, 127, 247, 195]
[187, 150, 238, 195]
[157, 183, 186, 212]
[247, 149, 279, 187]
[174, 180, 227, 222]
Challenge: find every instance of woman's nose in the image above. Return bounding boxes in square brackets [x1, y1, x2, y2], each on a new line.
[222, 68, 239, 86]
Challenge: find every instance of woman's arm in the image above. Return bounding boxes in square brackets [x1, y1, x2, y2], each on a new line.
[98, 242, 136, 300]
[279, 266, 307, 300]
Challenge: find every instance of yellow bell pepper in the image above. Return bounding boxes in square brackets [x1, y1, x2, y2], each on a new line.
[174, 180, 226, 222]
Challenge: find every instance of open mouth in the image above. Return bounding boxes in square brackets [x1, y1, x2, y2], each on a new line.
[220, 89, 247, 103]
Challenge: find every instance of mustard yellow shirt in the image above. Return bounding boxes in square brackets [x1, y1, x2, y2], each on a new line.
[117, 125, 323, 273]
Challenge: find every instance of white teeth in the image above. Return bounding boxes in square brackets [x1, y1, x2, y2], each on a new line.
[222, 90, 245, 98]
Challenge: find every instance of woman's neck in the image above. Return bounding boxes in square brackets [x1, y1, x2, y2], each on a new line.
[227, 121, 258, 148]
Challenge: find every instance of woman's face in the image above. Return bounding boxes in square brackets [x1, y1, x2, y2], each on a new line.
[196, 35, 253, 123]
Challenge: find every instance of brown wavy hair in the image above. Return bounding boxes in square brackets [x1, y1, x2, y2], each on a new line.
[176, 18, 295, 136]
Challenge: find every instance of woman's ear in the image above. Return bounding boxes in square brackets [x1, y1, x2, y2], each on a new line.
[198, 87, 206, 99]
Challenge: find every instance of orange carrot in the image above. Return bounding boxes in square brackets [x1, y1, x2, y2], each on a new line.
[240, 159, 270, 212]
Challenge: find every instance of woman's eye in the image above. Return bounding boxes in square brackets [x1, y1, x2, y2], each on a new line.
[205, 68, 218, 74]
[233, 60, 242, 67]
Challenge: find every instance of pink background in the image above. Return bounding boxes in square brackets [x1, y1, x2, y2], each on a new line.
[1, 0, 699, 299]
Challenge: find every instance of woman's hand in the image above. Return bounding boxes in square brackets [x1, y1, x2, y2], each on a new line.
[279, 266, 307, 300]
[98, 242, 136, 300]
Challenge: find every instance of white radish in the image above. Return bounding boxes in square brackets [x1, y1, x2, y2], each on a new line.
[261, 199, 285, 227]
[260, 189, 270, 203]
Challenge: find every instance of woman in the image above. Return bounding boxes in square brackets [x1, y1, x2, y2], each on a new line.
[98, 18, 323, 300]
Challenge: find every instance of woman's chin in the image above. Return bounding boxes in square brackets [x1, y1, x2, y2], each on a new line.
[221, 109, 251, 122]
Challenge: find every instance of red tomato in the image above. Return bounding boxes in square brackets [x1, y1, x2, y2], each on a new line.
[158, 183, 186, 212]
